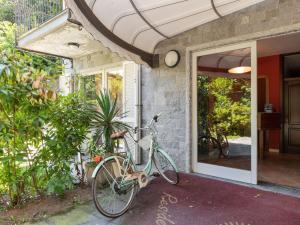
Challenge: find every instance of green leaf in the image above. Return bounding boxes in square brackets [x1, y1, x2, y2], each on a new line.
[0, 64, 10, 78]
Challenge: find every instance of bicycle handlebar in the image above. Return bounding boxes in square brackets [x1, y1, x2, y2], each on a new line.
[133, 113, 162, 133]
[153, 113, 162, 123]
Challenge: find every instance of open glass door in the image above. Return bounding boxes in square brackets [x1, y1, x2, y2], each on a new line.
[192, 42, 257, 184]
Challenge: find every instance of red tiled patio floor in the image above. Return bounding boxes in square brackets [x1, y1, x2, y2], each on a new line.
[121, 173, 300, 225]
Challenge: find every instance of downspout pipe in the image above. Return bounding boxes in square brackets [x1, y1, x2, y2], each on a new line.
[135, 64, 142, 164]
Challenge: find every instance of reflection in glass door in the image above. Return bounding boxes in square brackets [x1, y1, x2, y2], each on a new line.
[197, 73, 251, 170]
[192, 43, 257, 184]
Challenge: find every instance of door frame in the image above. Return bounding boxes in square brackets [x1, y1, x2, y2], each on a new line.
[191, 41, 258, 184]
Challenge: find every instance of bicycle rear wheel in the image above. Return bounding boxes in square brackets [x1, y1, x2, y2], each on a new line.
[199, 135, 222, 160]
[216, 131, 229, 157]
[92, 156, 137, 218]
[153, 149, 179, 185]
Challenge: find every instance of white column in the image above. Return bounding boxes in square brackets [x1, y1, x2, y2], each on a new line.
[59, 59, 73, 95]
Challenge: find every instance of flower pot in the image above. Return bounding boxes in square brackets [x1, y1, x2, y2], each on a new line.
[85, 162, 97, 186]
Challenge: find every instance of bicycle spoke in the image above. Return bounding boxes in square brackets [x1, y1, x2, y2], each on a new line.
[102, 163, 116, 186]
[112, 193, 116, 213]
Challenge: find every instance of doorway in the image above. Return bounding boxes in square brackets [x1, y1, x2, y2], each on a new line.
[256, 33, 300, 189]
[283, 54, 300, 154]
[284, 79, 300, 153]
[192, 42, 257, 184]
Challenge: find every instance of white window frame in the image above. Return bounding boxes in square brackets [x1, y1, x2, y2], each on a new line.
[76, 61, 140, 164]
[77, 63, 125, 115]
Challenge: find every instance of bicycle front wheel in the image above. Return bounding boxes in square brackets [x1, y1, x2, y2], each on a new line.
[153, 149, 179, 185]
[92, 156, 137, 218]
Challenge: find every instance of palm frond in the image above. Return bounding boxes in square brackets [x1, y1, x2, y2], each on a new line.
[89, 90, 132, 153]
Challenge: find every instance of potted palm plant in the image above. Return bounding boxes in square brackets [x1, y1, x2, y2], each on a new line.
[85, 90, 130, 184]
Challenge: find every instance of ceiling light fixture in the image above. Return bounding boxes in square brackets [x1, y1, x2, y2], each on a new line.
[228, 66, 251, 74]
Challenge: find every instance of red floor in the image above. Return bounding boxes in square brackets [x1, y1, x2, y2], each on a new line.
[121, 173, 300, 225]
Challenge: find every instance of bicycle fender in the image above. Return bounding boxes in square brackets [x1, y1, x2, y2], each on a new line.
[91, 156, 117, 178]
[157, 148, 179, 172]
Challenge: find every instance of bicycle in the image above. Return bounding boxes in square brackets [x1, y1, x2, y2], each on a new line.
[198, 128, 229, 159]
[91, 113, 179, 218]
[215, 128, 229, 157]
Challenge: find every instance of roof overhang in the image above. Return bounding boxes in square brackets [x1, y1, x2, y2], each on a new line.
[17, 9, 113, 59]
[65, 0, 265, 67]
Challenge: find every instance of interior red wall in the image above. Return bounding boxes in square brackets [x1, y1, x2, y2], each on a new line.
[258, 55, 281, 149]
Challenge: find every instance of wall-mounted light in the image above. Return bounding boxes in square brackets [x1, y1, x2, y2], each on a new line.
[67, 42, 80, 49]
[228, 66, 251, 74]
[164, 50, 180, 68]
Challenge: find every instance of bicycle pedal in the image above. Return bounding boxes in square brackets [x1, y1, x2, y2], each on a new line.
[152, 172, 160, 177]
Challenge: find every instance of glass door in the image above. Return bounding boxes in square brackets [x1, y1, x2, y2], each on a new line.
[192, 42, 257, 184]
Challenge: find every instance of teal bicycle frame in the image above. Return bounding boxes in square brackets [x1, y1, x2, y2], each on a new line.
[92, 114, 178, 188]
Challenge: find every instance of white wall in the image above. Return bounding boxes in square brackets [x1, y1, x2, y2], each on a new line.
[73, 51, 123, 74]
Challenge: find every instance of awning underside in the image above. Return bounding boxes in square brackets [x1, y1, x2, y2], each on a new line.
[17, 10, 115, 60]
[70, 0, 264, 55]
[19, 0, 265, 66]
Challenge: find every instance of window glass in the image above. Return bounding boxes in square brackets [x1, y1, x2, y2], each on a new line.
[80, 74, 102, 103]
[107, 71, 123, 114]
[95, 74, 102, 96]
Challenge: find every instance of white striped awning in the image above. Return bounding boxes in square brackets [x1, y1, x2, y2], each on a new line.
[66, 0, 265, 67]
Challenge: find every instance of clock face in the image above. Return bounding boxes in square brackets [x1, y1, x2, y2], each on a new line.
[164, 50, 180, 68]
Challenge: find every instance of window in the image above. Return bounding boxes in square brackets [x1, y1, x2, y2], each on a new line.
[79, 68, 124, 114]
[107, 71, 123, 114]
[95, 74, 102, 96]
[80, 73, 102, 103]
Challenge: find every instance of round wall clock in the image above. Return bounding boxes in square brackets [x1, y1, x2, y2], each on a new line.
[164, 50, 180, 68]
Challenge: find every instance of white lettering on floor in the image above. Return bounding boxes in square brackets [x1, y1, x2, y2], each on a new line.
[156, 192, 178, 225]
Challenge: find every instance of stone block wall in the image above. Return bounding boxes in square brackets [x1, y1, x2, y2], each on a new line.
[141, 66, 186, 170]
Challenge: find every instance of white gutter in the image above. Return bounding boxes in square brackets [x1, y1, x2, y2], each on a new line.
[135, 64, 142, 164]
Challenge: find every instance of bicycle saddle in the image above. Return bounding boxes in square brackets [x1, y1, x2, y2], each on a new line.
[110, 130, 128, 139]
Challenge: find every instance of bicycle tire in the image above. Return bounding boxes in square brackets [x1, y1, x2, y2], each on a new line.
[92, 156, 137, 218]
[153, 149, 179, 185]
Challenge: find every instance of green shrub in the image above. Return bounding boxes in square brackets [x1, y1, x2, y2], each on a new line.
[0, 22, 91, 206]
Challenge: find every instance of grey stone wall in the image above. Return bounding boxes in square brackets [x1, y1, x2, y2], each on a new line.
[141, 66, 186, 170]
[156, 0, 300, 68]
[141, 0, 300, 172]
